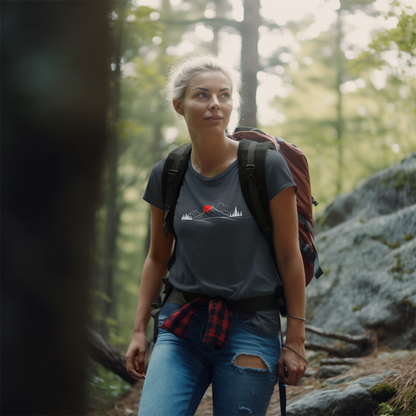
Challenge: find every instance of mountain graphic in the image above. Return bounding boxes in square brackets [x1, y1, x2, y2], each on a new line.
[181, 205, 242, 223]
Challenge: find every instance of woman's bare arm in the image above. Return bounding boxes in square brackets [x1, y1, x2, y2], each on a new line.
[125, 205, 174, 379]
[270, 186, 307, 386]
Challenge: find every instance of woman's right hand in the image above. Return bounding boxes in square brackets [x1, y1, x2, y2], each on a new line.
[126, 332, 148, 379]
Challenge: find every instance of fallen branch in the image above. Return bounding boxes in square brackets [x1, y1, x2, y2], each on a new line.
[304, 341, 359, 357]
[87, 328, 138, 385]
[320, 357, 364, 366]
[305, 326, 378, 357]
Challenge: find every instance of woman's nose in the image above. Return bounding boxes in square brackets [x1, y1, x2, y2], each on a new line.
[209, 96, 220, 110]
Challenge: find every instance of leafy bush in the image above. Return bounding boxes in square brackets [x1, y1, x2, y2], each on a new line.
[86, 361, 132, 413]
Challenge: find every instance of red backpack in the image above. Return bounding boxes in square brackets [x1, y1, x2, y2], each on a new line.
[232, 127, 323, 286]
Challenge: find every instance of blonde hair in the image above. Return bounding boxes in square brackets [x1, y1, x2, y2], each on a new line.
[163, 55, 242, 131]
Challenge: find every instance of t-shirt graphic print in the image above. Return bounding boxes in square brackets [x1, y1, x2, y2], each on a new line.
[181, 203, 243, 224]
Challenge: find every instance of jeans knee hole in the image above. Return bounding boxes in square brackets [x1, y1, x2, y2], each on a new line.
[233, 354, 269, 371]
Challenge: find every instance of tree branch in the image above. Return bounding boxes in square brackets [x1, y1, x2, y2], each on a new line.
[306, 325, 377, 346]
[159, 18, 241, 30]
[305, 326, 378, 357]
[88, 329, 138, 385]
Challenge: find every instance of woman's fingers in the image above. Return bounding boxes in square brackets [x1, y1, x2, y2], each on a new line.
[126, 335, 148, 379]
[278, 348, 307, 386]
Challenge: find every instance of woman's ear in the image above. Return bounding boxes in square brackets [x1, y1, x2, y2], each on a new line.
[173, 99, 184, 116]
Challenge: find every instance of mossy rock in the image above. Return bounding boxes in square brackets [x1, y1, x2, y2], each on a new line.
[391, 170, 416, 190]
[371, 382, 397, 403]
[398, 296, 416, 310]
[371, 236, 401, 249]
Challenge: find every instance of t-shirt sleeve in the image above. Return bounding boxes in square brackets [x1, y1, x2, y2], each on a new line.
[143, 159, 166, 210]
[265, 149, 297, 201]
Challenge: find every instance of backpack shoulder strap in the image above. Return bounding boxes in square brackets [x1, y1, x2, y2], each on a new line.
[237, 139, 275, 237]
[237, 138, 287, 316]
[161, 143, 192, 237]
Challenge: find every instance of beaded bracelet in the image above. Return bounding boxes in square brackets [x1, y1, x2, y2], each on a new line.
[283, 344, 308, 364]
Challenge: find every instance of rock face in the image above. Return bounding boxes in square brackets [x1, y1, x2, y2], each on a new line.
[282, 371, 397, 416]
[307, 153, 416, 349]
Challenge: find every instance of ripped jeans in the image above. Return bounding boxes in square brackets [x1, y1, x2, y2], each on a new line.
[138, 302, 282, 416]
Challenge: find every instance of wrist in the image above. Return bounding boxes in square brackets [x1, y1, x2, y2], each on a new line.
[285, 324, 305, 346]
[286, 317, 305, 332]
[132, 323, 148, 335]
[287, 314, 305, 321]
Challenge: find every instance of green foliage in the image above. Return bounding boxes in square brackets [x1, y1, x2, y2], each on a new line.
[376, 402, 397, 416]
[265, 2, 416, 211]
[86, 361, 133, 413]
[353, 2, 416, 74]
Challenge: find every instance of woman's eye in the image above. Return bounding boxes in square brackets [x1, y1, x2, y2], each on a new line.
[196, 92, 207, 98]
[221, 93, 230, 98]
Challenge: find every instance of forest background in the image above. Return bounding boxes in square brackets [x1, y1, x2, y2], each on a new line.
[89, 0, 416, 409]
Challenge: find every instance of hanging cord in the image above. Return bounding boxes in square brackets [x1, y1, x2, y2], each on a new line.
[283, 344, 308, 364]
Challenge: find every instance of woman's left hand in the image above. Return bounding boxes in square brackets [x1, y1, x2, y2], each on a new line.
[277, 343, 307, 386]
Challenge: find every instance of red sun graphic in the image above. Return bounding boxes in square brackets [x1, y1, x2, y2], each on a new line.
[203, 205, 212, 213]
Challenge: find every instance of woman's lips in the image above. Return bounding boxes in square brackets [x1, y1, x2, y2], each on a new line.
[205, 116, 223, 123]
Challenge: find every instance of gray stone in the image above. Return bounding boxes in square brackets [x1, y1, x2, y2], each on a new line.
[316, 365, 350, 379]
[320, 358, 365, 366]
[354, 371, 397, 388]
[324, 375, 354, 386]
[307, 152, 416, 350]
[282, 383, 372, 416]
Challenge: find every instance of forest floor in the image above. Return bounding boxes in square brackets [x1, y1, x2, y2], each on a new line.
[89, 346, 415, 416]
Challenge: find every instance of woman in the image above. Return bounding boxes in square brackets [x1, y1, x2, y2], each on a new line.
[126, 55, 307, 415]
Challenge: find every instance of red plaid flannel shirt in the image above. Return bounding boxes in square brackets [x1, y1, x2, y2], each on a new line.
[160, 297, 233, 351]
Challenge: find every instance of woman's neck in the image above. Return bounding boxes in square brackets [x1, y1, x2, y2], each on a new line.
[189, 132, 238, 178]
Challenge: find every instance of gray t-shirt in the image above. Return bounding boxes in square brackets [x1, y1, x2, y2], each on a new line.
[143, 148, 297, 333]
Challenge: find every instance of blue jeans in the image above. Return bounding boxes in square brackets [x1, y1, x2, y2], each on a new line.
[138, 302, 282, 416]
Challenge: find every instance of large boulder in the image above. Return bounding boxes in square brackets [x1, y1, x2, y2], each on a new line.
[279, 371, 397, 416]
[307, 153, 416, 349]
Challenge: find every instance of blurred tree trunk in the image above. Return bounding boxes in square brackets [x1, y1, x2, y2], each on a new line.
[335, 8, 344, 196]
[1, 1, 111, 415]
[98, 0, 127, 334]
[144, 119, 165, 256]
[240, 0, 260, 127]
[211, 0, 229, 55]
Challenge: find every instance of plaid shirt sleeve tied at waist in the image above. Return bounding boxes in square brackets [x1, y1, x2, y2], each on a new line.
[160, 297, 233, 351]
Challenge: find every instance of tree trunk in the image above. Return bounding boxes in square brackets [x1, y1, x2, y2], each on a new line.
[211, 0, 229, 55]
[1, 2, 111, 415]
[98, 0, 127, 334]
[240, 0, 260, 127]
[335, 8, 344, 196]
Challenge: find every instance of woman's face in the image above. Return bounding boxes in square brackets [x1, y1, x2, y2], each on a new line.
[173, 70, 233, 137]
